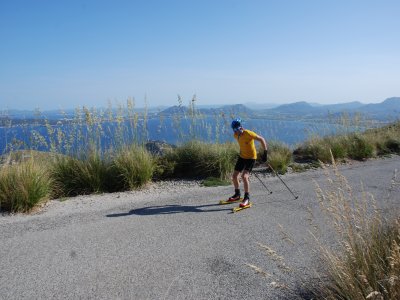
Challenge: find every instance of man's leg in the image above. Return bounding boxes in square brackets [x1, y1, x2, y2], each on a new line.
[239, 170, 251, 207]
[229, 157, 244, 201]
[241, 170, 250, 194]
[232, 170, 240, 189]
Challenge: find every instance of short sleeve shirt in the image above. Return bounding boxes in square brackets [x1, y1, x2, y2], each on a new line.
[234, 129, 258, 159]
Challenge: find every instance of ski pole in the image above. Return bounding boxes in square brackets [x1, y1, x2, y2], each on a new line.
[267, 163, 298, 200]
[252, 172, 273, 194]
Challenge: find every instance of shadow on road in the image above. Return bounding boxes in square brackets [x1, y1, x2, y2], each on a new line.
[106, 203, 232, 217]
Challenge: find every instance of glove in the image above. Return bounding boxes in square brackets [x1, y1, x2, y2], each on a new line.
[261, 149, 268, 162]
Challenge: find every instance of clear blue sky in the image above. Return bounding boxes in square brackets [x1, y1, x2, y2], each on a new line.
[1, 0, 399, 110]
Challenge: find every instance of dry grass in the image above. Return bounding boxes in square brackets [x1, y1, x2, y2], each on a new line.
[309, 154, 400, 299]
[247, 152, 400, 299]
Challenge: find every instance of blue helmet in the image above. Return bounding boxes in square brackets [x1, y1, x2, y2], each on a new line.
[231, 118, 242, 130]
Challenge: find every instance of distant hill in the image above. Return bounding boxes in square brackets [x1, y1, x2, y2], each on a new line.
[159, 105, 190, 115]
[3, 97, 399, 123]
[257, 97, 400, 120]
[360, 97, 400, 114]
[201, 104, 254, 116]
[268, 101, 317, 114]
[160, 104, 255, 117]
[157, 98, 400, 121]
[323, 101, 364, 111]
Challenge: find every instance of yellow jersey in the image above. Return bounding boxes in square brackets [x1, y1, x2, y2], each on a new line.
[234, 129, 258, 159]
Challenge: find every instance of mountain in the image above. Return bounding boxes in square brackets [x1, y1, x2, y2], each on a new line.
[255, 97, 400, 120]
[361, 97, 400, 112]
[159, 104, 255, 117]
[268, 101, 317, 114]
[159, 105, 190, 115]
[244, 102, 279, 110]
[205, 104, 254, 116]
[323, 101, 364, 111]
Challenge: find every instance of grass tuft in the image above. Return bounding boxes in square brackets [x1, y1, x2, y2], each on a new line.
[0, 160, 52, 212]
[161, 141, 238, 179]
[111, 145, 154, 190]
[51, 151, 111, 197]
[265, 142, 292, 174]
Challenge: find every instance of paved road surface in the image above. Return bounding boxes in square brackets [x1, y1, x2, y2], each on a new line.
[1, 156, 399, 299]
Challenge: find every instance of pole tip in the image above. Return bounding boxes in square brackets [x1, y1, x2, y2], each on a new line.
[270, 191, 273, 194]
[295, 196, 299, 199]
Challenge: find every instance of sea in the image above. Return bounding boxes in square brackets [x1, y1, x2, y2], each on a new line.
[0, 116, 365, 155]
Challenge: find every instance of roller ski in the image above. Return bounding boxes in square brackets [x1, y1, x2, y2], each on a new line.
[219, 193, 242, 205]
[232, 198, 252, 213]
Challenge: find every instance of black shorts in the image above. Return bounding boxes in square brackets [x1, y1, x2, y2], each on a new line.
[234, 157, 256, 172]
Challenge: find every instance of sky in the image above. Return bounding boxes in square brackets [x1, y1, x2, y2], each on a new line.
[0, 0, 399, 110]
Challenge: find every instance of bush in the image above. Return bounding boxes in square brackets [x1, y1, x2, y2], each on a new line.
[347, 134, 375, 160]
[265, 142, 292, 174]
[327, 136, 347, 160]
[385, 138, 400, 154]
[161, 141, 238, 179]
[294, 135, 349, 164]
[294, 139, 330, 163]
[111, 145, 154, 190]
[51, 151, 111, 197]
[0, 160, 52, 212]
[153, 152, 177, 180]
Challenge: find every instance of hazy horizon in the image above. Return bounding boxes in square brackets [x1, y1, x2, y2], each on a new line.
[1, 1, 399, 110]
[2, 96, 399, 112]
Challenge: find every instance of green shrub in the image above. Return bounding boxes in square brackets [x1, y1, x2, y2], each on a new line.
[294, 139, 331, 163]
[327, 136, 347, 160]
[0, 160, 52, 212]
[162, 141, 238, 179]
[202, 142, 238, 179]
[385, 138, 400, 154]
[265, 142, 292, 174]
[51, 151, 111, 197]
[111, 145, 154, 190]
[347, 134, 375, 160]
[153, 152, 177, 180]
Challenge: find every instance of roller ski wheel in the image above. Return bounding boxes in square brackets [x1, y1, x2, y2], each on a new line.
[232, 203, 252, 213]
[219, 197, 243, 205]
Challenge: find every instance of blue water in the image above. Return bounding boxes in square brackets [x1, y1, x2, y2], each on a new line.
[0, 116, 360, 154]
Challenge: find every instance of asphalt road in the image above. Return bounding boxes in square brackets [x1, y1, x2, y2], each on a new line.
[1, 156, 399, 299]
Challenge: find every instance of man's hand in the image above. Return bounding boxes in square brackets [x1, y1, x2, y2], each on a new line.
[261, 149, 268, 162]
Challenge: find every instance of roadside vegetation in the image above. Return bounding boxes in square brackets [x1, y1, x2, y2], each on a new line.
[294, 121, 400, 164]
[0, 158, 52, 212]
[0, 97, 399, 213]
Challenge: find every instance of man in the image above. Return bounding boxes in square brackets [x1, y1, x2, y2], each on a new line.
[228, 118, 268, 208]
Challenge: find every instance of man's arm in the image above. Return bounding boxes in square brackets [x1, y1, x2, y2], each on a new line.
[255, 135, 268, 162]
[254, 135, 268, 151]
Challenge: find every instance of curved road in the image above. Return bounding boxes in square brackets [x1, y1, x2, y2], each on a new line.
[1, 156, 399, 299]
